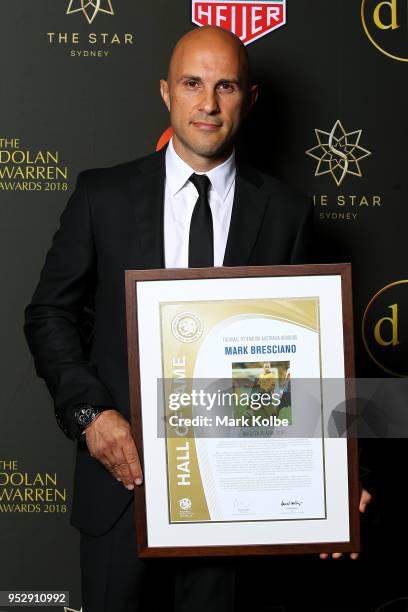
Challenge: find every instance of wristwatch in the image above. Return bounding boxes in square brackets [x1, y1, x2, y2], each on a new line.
[74, 404, 109, 439]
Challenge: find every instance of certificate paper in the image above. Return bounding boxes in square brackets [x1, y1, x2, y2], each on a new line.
[160, 297, 325, 524]
[126, 266, 359, 556]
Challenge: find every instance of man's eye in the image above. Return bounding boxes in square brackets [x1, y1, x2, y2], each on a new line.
[185, 80, 199, 88]
[218, 82, 235, 92]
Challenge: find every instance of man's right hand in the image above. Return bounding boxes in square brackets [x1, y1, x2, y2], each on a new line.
[84, 409, 143, 491]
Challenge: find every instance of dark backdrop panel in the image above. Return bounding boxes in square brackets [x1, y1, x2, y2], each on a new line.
[0, 2, 406, 611]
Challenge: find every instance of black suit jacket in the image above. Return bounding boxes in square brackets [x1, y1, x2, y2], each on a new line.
[24, 146, 314, 536]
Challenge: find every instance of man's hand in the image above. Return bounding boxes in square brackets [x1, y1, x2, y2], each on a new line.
[319, 488, 372, 560]
[85, 409, 143, 491]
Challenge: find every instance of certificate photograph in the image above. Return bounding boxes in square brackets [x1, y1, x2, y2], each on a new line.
[125, 264, 360, 557]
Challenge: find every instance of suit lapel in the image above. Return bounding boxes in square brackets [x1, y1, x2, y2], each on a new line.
[128, 148, 269, 270]
[128, 148, 166, 269]
[223, 161, 269, 266]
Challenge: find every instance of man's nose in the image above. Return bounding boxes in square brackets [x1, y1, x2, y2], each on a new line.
[198, 88, 220, 114]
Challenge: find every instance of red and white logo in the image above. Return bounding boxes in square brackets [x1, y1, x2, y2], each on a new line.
[192, 0, 286, 45]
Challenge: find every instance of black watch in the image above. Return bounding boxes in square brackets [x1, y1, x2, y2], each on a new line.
[74, 404, 109, 438]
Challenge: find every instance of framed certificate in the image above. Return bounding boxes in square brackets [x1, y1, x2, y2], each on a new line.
[125, 264, 360, 557]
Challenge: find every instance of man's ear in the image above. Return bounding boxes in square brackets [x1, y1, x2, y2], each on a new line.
[160, 79, 171, 112]
[246, 83, 258, 114]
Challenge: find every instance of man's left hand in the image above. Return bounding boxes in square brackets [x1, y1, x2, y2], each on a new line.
[319, 488, 372, 560]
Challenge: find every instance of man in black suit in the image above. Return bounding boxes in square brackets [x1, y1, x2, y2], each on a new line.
[24, 25, 370, 612]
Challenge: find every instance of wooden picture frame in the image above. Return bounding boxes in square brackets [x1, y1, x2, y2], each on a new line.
[125, 264, 359, 557]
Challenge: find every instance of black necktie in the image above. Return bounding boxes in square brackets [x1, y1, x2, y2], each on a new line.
[188, 173, 214, 267]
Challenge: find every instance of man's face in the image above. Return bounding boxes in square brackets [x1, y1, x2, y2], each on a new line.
[160, 32, 257, 164]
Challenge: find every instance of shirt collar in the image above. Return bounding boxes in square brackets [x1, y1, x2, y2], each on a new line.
[165, 137, 236, 202]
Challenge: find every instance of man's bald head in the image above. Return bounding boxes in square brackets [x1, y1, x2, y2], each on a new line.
[160, 25, 258, 171]
[167, 26, 252, 89]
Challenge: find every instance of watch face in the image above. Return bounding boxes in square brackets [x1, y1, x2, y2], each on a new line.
[76, 406, 95, 427]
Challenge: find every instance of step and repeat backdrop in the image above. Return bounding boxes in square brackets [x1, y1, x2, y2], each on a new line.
[1, 1, 407, 611]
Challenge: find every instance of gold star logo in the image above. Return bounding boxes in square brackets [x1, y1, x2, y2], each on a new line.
[66, 0, 114, 24]
[64, 607, 82, 612]
[306, 120, 371, 186]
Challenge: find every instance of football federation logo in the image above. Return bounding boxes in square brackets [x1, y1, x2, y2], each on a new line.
[306, 120, 371, 187]
[172, 312, 203, 343]
[192, 0, 286, 45]
[179, 498, 192, 510]
[66, 0, 114, 24]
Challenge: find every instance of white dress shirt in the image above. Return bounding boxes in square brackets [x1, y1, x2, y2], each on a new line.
[164, 138, 236, 268]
